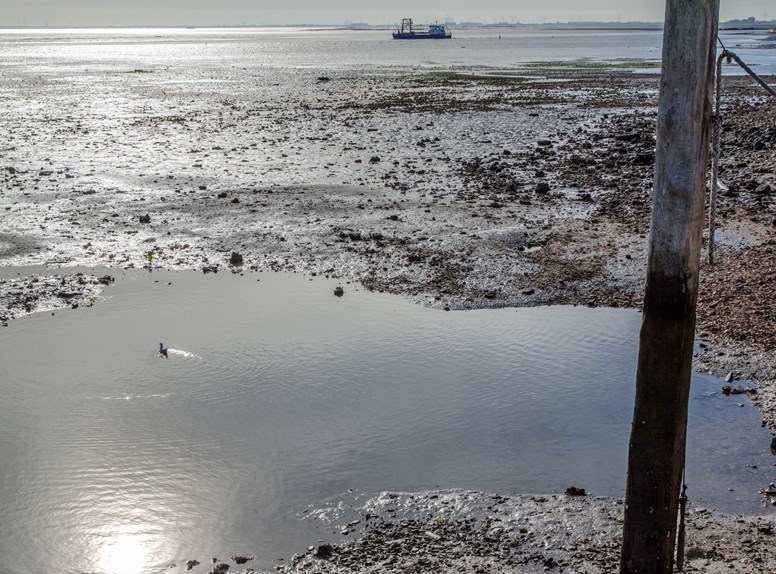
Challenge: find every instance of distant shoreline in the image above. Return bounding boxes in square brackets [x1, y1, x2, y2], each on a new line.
[1, 20, 775, 31]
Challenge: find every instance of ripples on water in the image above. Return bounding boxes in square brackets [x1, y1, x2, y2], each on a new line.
[0, 26, 773, 74]
[0, 269, 773, 574]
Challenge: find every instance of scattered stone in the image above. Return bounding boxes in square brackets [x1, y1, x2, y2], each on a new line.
[185, 559, 200, 571]
[615, 131, 641, 142]
[139, 214, 151, 224]
[313, 543, 333, 558]
[229, 252, 244, 266]
[632, 152, 654, 165]
[565, 486, 587, 496]
[333, 286, 344, 297]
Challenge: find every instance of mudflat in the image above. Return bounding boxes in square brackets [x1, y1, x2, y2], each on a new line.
[2, 62, 775, 571]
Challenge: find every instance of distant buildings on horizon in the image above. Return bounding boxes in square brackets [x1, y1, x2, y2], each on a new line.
[1, 16, 774, 30]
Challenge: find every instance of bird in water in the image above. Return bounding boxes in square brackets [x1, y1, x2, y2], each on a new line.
[159, 343, 168, 358]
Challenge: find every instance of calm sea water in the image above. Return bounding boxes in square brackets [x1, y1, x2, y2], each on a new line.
[0, 26, 773, 74]
[0, 270, 773, 574]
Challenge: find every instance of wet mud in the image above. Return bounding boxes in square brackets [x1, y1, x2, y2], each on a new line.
[2, 65, 773, 431]
[2, 63, 775, 571]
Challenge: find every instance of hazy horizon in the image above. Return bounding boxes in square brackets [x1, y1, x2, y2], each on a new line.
[0, 1, 773, 28]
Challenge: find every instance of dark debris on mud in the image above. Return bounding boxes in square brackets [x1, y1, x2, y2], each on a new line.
[0, 272, 113, 326]
[246, 491, 776, 574]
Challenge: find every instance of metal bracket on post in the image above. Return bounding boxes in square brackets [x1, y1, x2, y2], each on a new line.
[709, 50, 725, 265]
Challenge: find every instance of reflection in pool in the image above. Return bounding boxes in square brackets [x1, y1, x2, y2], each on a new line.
[0, 268, 772, 574]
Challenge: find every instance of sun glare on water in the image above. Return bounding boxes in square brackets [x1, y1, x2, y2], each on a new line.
[93, 532, 157, 574]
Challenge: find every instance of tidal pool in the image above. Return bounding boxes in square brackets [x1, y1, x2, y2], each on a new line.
[0, 268, 772, 574]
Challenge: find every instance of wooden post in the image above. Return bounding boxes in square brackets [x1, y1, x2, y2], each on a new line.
[620, 2, 719, 574]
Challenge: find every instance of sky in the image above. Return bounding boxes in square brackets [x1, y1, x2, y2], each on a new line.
[0, 0, 772, 27]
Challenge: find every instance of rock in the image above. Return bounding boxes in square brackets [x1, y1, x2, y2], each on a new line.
[231, 556, 253, 565]
[725, 372, 735, 382]
[139, 214, 151, 224]
[97, 275, 114, 285]
[185, 560, 200, 571]
[334, 286, 344, 297]
[229, 252, 244, 266]
[615, 131, 641, 142]
[722, 385, 746, 395]
[217, 192, 228, 198]
[230, 198, 240, 204]
[565, 486, 587, 496]
[369, 156, 380, 163]
[537, 139, 553, 146]
[317, 76, 331, 82]
[763, 483, 776, 496]
[6, 166, 16, 174]
[313, 543, 334, 558]
[202, 264, 219, 274]
[631, 152, 654, 165]
[209, 564, 229, 574]
[755, 183, 772, 195]
[535, 182, 550, 194]
[56, 291, 79, 299]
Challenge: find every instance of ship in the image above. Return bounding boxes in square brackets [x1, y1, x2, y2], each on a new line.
[392, 18, 452, 39]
